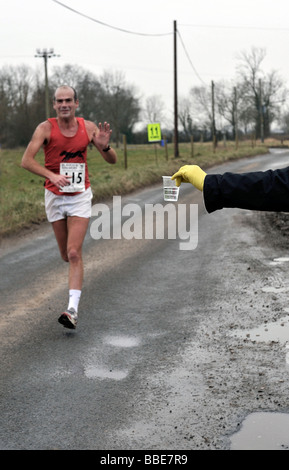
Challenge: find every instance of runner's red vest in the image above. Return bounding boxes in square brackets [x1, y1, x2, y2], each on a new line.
[44, 117, 91, 195]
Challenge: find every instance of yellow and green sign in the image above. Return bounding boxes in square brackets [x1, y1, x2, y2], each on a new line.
[147, 123, 161, 142]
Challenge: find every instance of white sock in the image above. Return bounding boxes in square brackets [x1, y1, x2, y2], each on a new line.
[68, 289, 81, 313]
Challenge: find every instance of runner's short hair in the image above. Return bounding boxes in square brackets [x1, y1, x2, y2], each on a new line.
[53, 85, 78, 102]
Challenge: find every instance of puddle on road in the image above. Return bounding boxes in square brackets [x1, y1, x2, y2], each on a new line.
[229, 315, 289, 450]
[229, 256, 289, 449]
[230, 412, 289, 450]
[262, 286, 289, 293]
[229, 307, 289, 449]
[84, 335, 140, 380]
[269, 257, 289, 266]
[230, 253, 289, 345]
[231, 315, 289, 345]
[84, 366, 128, 380]
[103, 335, 141, 348]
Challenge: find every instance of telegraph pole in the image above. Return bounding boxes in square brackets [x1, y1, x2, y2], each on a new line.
[234, 87, 239, 149]
[259, 78, 264, 143]
[211, 80, 216, 152]
[35, 48, 59, 119]
[173, 20, 179, 158]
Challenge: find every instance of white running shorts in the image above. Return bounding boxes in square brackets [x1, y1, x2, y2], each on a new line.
[45, 187, 93, 223]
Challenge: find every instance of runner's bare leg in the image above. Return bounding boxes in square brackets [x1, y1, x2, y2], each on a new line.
[52, 216, 89, 289]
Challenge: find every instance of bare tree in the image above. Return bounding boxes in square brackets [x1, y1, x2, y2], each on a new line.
[189, 85, 212, 130]
[98, 70, 141, 146]
[236, 46, 287, 138]
[0, 64, 142, 147]
[189, 84, 225, 140]
[178, 97, 194, 140]
[143, 95, 165, 123]
[0, 64, 37, 146]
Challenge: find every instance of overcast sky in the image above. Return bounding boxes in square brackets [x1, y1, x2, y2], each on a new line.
[1, 0, 289, 123]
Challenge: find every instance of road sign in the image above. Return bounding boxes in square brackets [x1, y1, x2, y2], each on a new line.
[147, 123, 162, 142]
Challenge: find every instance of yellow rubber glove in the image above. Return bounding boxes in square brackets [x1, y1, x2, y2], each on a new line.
[171, 165, 207, 191]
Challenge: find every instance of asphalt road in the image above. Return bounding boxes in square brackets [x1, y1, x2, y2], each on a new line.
[2, 150, 289, 451]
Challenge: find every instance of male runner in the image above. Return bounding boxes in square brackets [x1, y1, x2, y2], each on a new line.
[21, 85, 117, 329]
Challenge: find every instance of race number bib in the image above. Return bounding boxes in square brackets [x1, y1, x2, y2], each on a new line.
[59, 163, 85, 193]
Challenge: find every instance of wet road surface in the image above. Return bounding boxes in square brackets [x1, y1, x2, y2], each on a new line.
[1, 150, 289, 450]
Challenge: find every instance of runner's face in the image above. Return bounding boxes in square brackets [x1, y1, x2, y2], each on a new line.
[53, 89, 78, 119]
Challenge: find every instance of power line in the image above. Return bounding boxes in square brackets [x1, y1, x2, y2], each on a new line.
[50, 1, 209, 87]
[51, 0, 172, 37]
[177, 30, 206, 86]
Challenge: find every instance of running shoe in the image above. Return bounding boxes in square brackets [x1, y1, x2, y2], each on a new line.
[58, 308, 78, 329]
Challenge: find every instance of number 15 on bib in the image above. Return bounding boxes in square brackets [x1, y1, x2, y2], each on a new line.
[60, 163, 85, 193]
